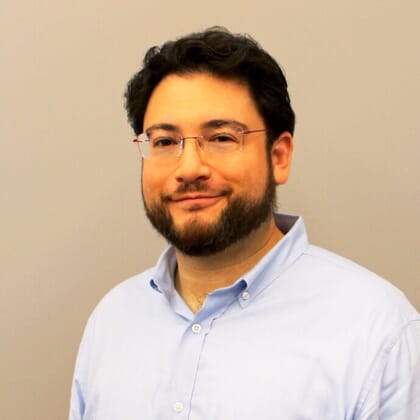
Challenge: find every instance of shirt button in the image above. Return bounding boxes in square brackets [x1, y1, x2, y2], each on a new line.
[173, 401, 184, 413]
[191, 323, 202, 334]
[241, 291, 250, 300]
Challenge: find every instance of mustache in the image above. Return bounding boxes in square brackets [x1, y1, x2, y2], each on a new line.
[161, 180, 233, 201]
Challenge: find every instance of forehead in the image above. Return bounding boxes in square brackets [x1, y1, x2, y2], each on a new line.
[143, 72, 264, 131]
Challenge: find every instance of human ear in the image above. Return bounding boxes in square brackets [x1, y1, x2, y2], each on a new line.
[271, 132, 294, 185]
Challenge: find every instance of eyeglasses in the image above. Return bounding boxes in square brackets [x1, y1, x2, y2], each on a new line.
[132, 123, 266, 160]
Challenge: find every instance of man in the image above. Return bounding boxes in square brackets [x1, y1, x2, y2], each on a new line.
[69, 28, 419, 419]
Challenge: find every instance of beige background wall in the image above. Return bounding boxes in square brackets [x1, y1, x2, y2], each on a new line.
[1, 1, 419, 418]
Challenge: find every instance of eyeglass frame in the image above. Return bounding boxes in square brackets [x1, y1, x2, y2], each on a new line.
[132, 127, 267, 160]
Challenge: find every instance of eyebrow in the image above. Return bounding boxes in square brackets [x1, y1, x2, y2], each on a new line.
[144, 119, 249, 133]
[145, 123, 178, 133]
[201, 119, 249, 131]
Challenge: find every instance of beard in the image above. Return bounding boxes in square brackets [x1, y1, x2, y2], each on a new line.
[143, 169, 276, 257]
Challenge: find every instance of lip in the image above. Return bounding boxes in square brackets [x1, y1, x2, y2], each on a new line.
[170, 194, 224, 210]
[172, 194, 220, 201]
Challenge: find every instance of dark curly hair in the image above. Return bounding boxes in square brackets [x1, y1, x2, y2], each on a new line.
[124, 27, 295, 145]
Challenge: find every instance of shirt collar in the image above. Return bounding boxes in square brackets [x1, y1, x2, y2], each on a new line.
[149, 246, 177, 295]
[237, 214, 309, 307]
[150, 214, 309, 307]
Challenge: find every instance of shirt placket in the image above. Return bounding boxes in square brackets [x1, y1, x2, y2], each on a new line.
[167, 316, 211, 419]
[166, 284, 246, 419]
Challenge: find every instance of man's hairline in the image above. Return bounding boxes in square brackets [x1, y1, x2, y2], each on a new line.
[141, 69, 275, 149]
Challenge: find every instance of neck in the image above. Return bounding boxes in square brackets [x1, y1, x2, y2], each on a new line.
[174, 215, 283, 313]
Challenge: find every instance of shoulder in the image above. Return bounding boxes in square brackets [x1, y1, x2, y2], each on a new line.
[83, 267, 160, 331]
[98, 266, 157, 309]
[75, 266, 167, 362]
[273, 243, 418, 334]
[273, 214, 416, 320]
[293, 244, 418, 332]
[100, 267, 156, 303]
[307, 245, 411, 296]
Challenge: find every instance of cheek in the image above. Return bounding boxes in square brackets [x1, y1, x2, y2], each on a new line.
[141, 165, 157, 201]
[141, 163, 171, 202]
[234, 157, 270, 193]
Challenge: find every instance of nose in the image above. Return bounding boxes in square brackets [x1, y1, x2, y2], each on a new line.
[174, 137, 211, 183]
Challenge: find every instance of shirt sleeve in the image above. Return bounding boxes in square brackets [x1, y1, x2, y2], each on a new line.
[69, 377, 85, 420]
[68, 314, 96, 420]
[357, 318, 420, 419]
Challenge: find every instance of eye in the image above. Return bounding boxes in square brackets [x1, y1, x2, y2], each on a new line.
[208, 133, 239, 143]
[151, 137, 179, 148]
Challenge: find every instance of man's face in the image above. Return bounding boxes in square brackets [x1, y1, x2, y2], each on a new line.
[141, 73, 285, 256]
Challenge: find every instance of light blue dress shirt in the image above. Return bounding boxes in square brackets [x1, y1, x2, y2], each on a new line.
[70, 214, 420, 419]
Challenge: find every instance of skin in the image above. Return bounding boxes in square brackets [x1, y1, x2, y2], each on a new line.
[142, 72, 293, 312]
